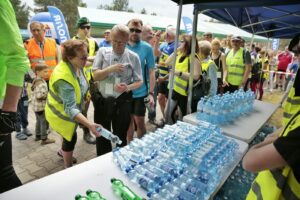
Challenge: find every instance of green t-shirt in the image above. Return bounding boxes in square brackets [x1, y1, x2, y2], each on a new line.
[0, 0, 30, 104]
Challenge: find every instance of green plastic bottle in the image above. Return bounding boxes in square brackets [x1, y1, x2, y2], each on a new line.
[111, 178, 145, 200]
[75, 194, 91, 200]
[86, 189, 106, 200]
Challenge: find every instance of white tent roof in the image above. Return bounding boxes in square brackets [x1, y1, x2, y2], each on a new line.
[78, 7, 267, 41]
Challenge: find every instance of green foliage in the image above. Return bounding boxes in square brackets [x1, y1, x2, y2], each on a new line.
[98, 0, 134, 13]
[10, 0, 31, 29]
[33, 0, 86, 36]
[140, 8, 147, 14]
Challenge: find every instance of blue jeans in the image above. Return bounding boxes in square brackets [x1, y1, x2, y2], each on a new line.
[16, 96, 29, 130]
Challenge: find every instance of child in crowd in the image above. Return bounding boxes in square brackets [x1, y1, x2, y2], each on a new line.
[31, 62, 55, 145]
[15, 74, 33, 140]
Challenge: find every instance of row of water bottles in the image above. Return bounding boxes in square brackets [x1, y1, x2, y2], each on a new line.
[196, 89, 255, 125]
[113, 121, 240, 199]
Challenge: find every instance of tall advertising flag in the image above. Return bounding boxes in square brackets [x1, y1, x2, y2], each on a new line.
[182, 16, 193, 35]
[47, 6, 70, 44]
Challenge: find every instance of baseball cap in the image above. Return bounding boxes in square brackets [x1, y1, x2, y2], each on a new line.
[76, 17, 90, 28]
[231, 35, 242, 41]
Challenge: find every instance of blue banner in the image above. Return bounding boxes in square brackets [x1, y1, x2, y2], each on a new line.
[272, 38, 280, 50]
[182, 16, 193, 35]
[47, 6, 70, 44]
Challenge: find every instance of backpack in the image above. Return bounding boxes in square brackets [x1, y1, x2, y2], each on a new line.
[251, 62, 262, 81]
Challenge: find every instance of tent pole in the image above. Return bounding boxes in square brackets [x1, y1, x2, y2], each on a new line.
[250, 33, 255, 49]
[166, 0, 183, 124]
[187, 9, 199, 114]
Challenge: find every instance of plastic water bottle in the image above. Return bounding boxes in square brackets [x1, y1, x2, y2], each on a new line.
[75, 195, 91, 200]
[144, 97, 154, 113]
[96, 127, 122, 145]
[111, 178, 145, 200]
[86, 189, 106, 200]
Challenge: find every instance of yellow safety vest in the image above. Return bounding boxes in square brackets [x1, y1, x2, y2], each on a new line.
[202, 59, 217, 74]
[259, 57, 269, 80]
[174, 53, 189, 96]
[283, 85, 300, 126]
[45, 61, 87, 141]
[158, 52, 170, 76]
[246, 112, 300, 200]
[226, 48, 245, 86]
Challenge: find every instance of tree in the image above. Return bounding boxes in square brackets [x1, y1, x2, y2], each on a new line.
[33, 0, 86, 36]
[97, 0, 134, 12]
[141, 8, 147, 15]
[10, 0, 31, 29]
[150, 12, 157, 16]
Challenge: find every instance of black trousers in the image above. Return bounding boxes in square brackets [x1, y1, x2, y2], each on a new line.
[223, 83, 239, 93]
[0, 134, 22, 193]
[93, 92, 132, 156]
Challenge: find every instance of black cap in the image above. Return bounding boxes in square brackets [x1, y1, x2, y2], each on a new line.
[288, 34, 300, 52]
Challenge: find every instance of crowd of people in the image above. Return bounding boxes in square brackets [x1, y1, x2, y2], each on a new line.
[1, 0, 300, 198]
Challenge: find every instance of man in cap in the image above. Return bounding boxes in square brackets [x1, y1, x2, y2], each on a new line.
[223, 35, 251, 93]
[73, 17, 99, 144]
[99, 29, 112, 47]
[243, 35, 300, 200]
[203, 32, 213, 43]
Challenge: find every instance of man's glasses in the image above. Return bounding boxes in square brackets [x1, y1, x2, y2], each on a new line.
[129, 28, 142, 33]
[80, 26, 91, 30]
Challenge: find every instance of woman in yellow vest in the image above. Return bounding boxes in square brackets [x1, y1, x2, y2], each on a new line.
[45, 40, 102, 168]
[165, 35, 201, 123]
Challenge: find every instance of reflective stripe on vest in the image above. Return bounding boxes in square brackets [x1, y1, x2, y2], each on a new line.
[173, 54, 189, 96]
[158, 53, 170, 76]
[247, 113, 300, 200]
[45, 61, 85, 142]
[283, 86, 300, 126]
[226, 48, 245, 86]
[25, 38, 57, 80]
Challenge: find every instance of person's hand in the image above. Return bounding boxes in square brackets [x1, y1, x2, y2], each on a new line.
[114, 83, 128, 93]
[222, 80, 229, 87]
[148, 93, 155, 107]
[157, 76, 166, 83]
[87, 56, 95, 62]
[154, 30, 161, 41]
[87, 122, 102, 137]
[109, 64, 125, 73]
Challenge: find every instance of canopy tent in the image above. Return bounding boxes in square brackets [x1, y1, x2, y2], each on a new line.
[78, 7, 267, 41]
[165, 0, 298, 123]
[171, 0, 300, 39]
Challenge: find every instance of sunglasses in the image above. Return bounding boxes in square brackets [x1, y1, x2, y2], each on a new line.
[80, 26, 91, 30]
[129, 28, 142, 33]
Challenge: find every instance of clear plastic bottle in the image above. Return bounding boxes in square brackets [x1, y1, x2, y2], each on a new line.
[96, 127, 122, 145]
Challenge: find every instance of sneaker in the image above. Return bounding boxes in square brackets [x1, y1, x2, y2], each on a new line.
[22, 128, 32, 137]
[83, 129, 96, 144]
[16, 132, 27, 140]
[41, 138, 55, 145]
[57, 149, 77, 164]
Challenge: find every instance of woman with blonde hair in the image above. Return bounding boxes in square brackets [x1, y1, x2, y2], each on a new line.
[211, 38, 226, 94]
[165, 35, 201, 122]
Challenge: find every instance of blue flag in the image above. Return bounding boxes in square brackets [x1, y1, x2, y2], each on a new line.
[182, 16, 193, 35]
[47, 6, 70, 44]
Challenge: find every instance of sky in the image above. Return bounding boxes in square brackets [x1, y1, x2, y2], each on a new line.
[23, 0, 210, 21]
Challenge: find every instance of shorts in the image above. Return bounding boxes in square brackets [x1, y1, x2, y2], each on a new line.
[131, 96, 146, 117]
[62, 132, 77, 152]
[158, 81, 169, 96]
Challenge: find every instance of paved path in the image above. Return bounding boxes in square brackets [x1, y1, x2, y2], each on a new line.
[12, 103, 158, 185]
